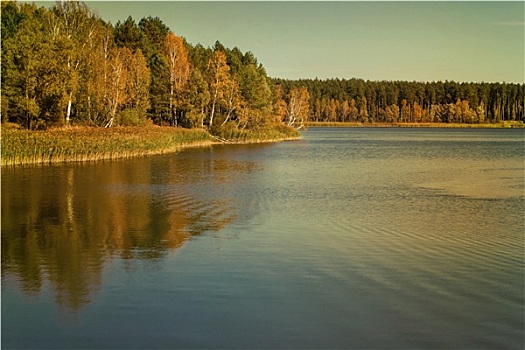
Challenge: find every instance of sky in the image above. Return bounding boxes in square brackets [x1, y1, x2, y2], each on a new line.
[44, 1, 525, 83]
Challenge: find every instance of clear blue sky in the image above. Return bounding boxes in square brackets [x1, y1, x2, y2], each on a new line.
[64, 1, 525, 82]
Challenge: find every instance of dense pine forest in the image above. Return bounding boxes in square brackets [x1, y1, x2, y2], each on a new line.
[274, 78, 524, 125]
[1, 1, 524, 133]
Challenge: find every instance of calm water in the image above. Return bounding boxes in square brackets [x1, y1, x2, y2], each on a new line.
[2, 128, 524, 349]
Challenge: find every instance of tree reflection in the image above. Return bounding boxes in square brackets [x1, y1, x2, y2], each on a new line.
[1, 152, 245, 311]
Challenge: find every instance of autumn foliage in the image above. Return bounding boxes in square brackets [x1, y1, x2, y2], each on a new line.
[1, 1, 305, 134]
[274, 78, 524, 125]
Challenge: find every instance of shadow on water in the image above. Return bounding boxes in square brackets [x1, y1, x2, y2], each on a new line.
[1, 148, 257, 312]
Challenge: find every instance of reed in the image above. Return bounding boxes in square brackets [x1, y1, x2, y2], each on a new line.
[215, 124, 301, 143]
[1, 124, 302, 166]
[1, 125, 213, 166]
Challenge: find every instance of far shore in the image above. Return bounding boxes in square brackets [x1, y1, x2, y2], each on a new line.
[306, 121, 525, 128]
[1, 124, 301, 167]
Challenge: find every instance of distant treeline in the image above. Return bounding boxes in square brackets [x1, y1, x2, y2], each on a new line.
[1, 1, 307, 131]
[273, 78, 524, 124]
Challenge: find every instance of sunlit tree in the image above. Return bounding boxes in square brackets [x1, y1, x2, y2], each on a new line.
[163, 32, 190, 125]
[207, 50, 230, 129]
[285, 86, 310, 129]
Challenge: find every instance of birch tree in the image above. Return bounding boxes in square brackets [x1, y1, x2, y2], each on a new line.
[105, 47, 131, 127]
[163, 32, 190, 125]
[285, 87, 310, 129]
[126, 49, 151, 112]
[207, 50, 230, 129]
[221, 77, 243, 126]
[52, 1, 98, 126]
[183, 69, 210, 128]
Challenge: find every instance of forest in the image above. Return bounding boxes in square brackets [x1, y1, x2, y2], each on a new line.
[1, 0, 523, 133]
[1, 1, 309, 133]
[274, 78, 524, 125]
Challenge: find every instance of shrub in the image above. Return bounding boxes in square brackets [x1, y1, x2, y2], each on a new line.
[117, 108, 150, 127]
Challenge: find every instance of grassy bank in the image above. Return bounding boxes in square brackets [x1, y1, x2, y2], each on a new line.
[213, 124, 301, 143]
[1, 124, 301, 166]
[306, 121, 525, 128]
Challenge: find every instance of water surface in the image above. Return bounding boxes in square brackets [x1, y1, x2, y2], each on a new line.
[2, 128, 524, 348]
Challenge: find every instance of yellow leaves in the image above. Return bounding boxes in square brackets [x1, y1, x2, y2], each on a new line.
[207, 50, 231, 128]
[163, 32, 191, 124]
[286, 86, 310, 128]
[108, 47, 130, 108]
[106, 47, 151, 118]
[126, 49, 151, 110]
[163, 32, 190, 92]
[208, 50, 231, 92]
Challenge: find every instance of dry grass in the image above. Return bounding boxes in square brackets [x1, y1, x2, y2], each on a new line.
[214, 124, 301, 143]
[1, 125, 213, 166]
[1, 124, 302, 166]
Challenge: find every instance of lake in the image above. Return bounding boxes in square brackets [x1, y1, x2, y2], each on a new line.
[2, 128, 524, 349]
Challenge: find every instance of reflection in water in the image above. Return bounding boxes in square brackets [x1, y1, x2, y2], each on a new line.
[1, 150, 251, 311]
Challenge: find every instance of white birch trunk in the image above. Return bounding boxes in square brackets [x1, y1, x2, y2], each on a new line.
[209, 89, 218, 129]
[66, 95, 72, 126]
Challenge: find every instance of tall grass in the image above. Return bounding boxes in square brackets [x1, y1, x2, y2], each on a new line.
[214, 124, 301, 143]
[1, 124, 301, 166]
[1, 125, 213, 166]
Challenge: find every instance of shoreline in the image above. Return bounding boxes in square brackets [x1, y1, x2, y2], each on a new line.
[306, 121, 525, 128]
[1, 125, 301, 167]
[4, 120, 521, 167]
